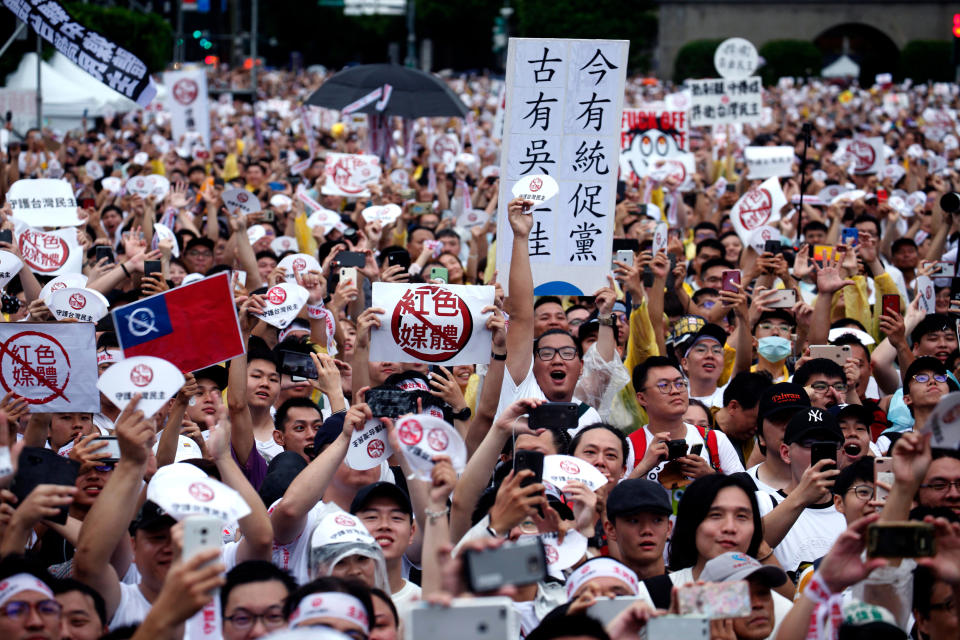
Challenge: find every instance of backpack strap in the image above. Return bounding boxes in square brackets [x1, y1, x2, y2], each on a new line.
[642, 574, 674, 610]
[694, 425, 723, 474]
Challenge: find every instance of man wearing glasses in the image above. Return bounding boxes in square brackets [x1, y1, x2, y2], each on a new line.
[183, 237, 215, 275]
[221, 561, 296, 640]
[679, 323, 729, 408]
[793, 358, 858, 409]
[751, 310, 796, 383]
[0, 561, 62, 640]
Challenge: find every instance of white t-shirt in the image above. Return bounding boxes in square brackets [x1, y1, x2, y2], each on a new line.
[391, 579, 421, 623]
[495, 362, 602, 428]
[257, 437, 285, 463]
[745, 463, 783, 497]
[270, 500, 329, 584]
[756, 491, 846, 574]
[110, 582, 152, 628]
[691, 383, 727, 409]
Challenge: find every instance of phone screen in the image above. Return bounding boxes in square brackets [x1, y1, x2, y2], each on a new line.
[279, 350, 317, 381]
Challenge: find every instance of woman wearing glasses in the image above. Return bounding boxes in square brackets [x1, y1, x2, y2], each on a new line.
[0, 559, 63, 640]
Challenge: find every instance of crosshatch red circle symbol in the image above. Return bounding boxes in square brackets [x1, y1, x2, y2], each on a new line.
[737, 188, 773, 230]
[173, 78, 199, 105]
[0, 331, 71, 404]
[335, 515, 355, 527]
[398, 419, 423, 445]
[545, 545, 559, 564]
[188, 482, 214, 502]
[68, 293, 86, 310]
[367, 439, 385, 458]
[292, 258, 307, 272]
[427, 428, 449, 451]
[560, 460, 580, 474]
[267, 287, 286, 304]
[530, 177, 543, 192]
[130, 364, 153, 387]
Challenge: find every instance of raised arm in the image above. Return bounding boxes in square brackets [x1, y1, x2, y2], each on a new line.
[227, 296, 264, 466]
[504, 198, 535, 385]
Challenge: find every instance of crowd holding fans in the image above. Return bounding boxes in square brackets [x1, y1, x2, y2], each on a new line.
[0, 65, 957, 640]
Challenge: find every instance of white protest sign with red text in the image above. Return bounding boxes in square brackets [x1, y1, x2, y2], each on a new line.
[148, 463, 251, 523]
[346, 418, 394, 471]
[511, 174, 559, 211]
[14, 224, 82, 276]
[322, 153, 381, 198]
[395, 414, 467, 480]
[370, 282, 494, 366]
[46, 287, 109, 323]
[0, 322, 98, 413]
[7, 179, 82, 227]
[845, 137, 884, 175]
[543, 455, 608, 493]
[278, 253, 322, 283]
[619, 104, 689, 183]
[0, 251, 23, 289]
[38, 273, 87, 302]
[255, 283, 309, 329]
[223, 188, 262, 216]
[728, 176, 786, 244]
[97, 356, 185, 418]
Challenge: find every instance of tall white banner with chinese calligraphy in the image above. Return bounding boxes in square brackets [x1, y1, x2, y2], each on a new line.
[496, 38, 629, 296]
[163, 68, 210, 149]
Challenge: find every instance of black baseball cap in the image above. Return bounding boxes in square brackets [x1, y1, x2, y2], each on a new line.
[314, 412, 345, 451]
[909, 314, 954, 347]
[752, 309, 796, 332]
[606, 479, 672, 520]
[681, 323, 728, 356]
[783, 407, 843, 445]
[350, 482, 413, 516]
[829, 403, 875, 427]
[192, 364, 228, 391]
[184, 236, 215, 254]
[757, 382, 811, 424]
[129, 500, 175, 534]
[904, 356, 949, 386]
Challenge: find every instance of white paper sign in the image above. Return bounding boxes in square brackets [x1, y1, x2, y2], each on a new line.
[537, 530, 588, 572]
[881, 164, 906, 184]
[923, 391, 960, 449]
[620, 104, 689, 183]
[817, 185, 850, 203]
[271, 236, 298, 255]
[846, 137, 884, 175]
[150, 175, 171, 199]
[163, 68, 211, 149]
[429, 133, 461, 167]
[306, 208, 342, 233]
[748, 225, 780, 255]
[648, 154, 695, 191]
[270, 194, 293, 211]
[497, 38, 629, 296]
[148, 470, 251, 523]
[125, 175, 153, 197]
[652, 222, 668, 255]
[84, 161, 104, 181]
[729, 176, 786, 243]
[278, 253, 322, 282]
[322, 153, 381, 198]
[361, 204, 402, 225]
[0, 251, 23, 289]
[687, 77, 763, 127]
[96, 356, 185, 418]
[543, 455, 608, 493]
[246, 225, 266, 245]
[395, 414, 467, 480]
[744, 146, 795, 179]
[15, 224, 82, 276]
[458, 209, 489, 228]
[511, 174, 559, 211]
[370, 282, 495, 365]
[346, 418, 394, 470]
[0, 322, 99, 413]
[7, 179, 82, 227]
[47, 287, 109, 323]
[101, 177, 122, 194]
[714, 38, 759, 80]
[917, 275, 937, 314]
[38, 273, 87, 301]
[255, 283, 309, 329]
[223, 188, 262, 215]
[154, 222, 180, 258]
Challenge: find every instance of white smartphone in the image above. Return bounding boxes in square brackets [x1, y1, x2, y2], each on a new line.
[92, 436, 121, 462]
[615, 249, 634, 267]
[640, 616, 709, 640]
[181, 515, 223, 564]
[587, 597, 641, 625]
[767, 289, 797, 308]
[339, 266, 358, 287]
[810, 344, 853, 366]
[406, 597, 516, 640]
[875, 456, 894, 503]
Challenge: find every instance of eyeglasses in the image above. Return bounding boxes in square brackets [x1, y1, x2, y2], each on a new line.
[93, 463, 116, 473]
[690, 344, 724, 357]
[535, 346, 578, 361]
[912, 373, 948, 384]
[0, 599, 62, 620]
[223, 606, 286, 630]
[644, 378, 689, 394]
[186, 250, 213, 258]
[846, 484, 874, 500]
[568, 318, 586, 327]
[757, 322, 793, 333]
[919, 479, 960, 492]
[810, 381, 848, 393]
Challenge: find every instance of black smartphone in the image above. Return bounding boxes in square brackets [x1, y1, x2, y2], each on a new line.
[612, 238, 641, 253]
[690, 443, 704, 456]
[667, 439, 688, 461]
[143, 260, 162, 278]
[763, 240, 781, 255]
[950, 277, 960, 304]
[12, 448, 80, 525]
[387, 251, 411, 270]
[513, 450, 544, 488]
[811, 441, 837, 468]
[366, 387, 418, 419]
[528, 402, 578, 432]
[213, 177, 225, 188]
[279, 350, 317, 382]
[95, 245, 115, 264]
[337, 251, 366, 268]
[0, 229, 12, 245]
[867, 522, 935, 558]
[464, 537, 546, 592]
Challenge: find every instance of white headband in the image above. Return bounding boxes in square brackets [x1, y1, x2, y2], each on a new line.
[288, 592, 369, 633]
[97, 349, 123, 366]
[0, 574, 54, 606]
[565, 558, 638, 600]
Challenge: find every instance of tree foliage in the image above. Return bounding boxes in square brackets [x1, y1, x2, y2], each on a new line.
[899, 40, 953, 83]
[758, 40, 821, 85]
[65, 3, 173, 72]
[673, 39, 722, 83]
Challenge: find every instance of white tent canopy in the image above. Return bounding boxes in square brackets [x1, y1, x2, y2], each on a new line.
[822, 55, 860, 79]
[48, 52, 141, 113]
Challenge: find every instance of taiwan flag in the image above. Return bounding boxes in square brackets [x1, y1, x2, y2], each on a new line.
[112, 272, 244, 373]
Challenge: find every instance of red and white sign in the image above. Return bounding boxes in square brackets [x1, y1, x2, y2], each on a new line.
[361, 203, 402, 225]
[0, 251, 23, 289]
[38, 273, 87, 302]
[543, 455, 608, 492]
[429, 133, 461, 169]
[322, 153, 381, 198]
[395, 413, 466, 480]
[277, 253, 321, 284]
[619, 105, 689, 183]
[371, 282, 495, 366]
[346, 418, 394, 470]
[47, 287, 109, 323]
[126, 175, 153, 197]
[7, 179, 83, 227]
[335, 514, 357, 527]
[728, 176, 786, 244]
[458, 209, 490, 228]
[223, 188, 262, 216]
[917, 275, 936, 314]
[846, 137, 884, 175]
[147, 464, 251, 523]
[97, 355, 185, 418]
[0, 323, 98, 413]
[163, 68, 211, 149]
[254, 282, 309, 329]
[15, 224, 82, 276]
[510, 174, 559, 212]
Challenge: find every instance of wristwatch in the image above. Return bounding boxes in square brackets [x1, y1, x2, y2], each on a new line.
[451, 406, 472, 421]
[599, 314, 617, 327]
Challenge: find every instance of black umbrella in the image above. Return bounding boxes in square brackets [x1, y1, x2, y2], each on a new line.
[305, 63, 469, 119]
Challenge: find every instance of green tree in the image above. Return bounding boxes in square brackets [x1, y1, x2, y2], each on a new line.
[673, 39, 722, 83]
[65, 3, 173, 72]
[758, 40, 821, 84]
[899, 40, 953, 82]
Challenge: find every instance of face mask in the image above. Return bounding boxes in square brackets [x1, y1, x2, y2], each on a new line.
[757, 336, 792, 363]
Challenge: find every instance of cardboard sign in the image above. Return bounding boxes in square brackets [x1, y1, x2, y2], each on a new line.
[458, 209, 490, 228]
[322, 153, 381, 198]
[346, 418, 394, 471]
[729, 176, 786, 243]
[148, 466, 251, 523]
[395, 414, 467, 480]
[15, 224, 82, 276]
[923, 391, 960, 450]
[687, 77, 762, 127]
[0, 322, 98, 413]
[714, 38, 759, 80]
[223, 188, 262, 216]
[511, 174, 559, 211]
[917, 275, 936, 314]
[744, 146, 795, 180]
[619, 105, 689, 183]
[7, 179, 82, 227]
[278, 253, 321, 282]
[496, 38, 629, 297]
[845, 137, 884, 175]
[38, 273, 87, 301]
[47, 287, 109, 323]
[361, 204, 402, 225]
[370, 283, 495, 365]
[0, 251, 23, 289]
[96, 356, 185, 418]
[543, 455, 608, 492]
[255, 283, 309, 329]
